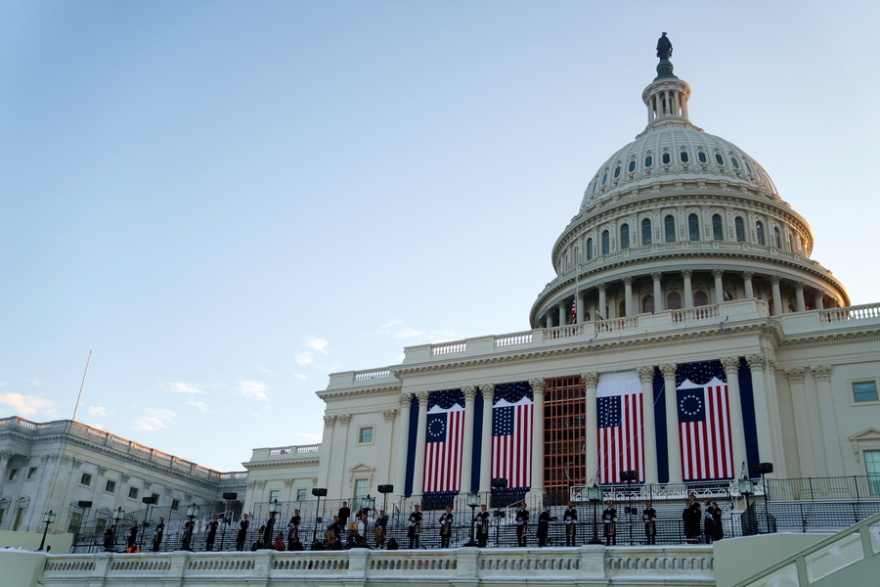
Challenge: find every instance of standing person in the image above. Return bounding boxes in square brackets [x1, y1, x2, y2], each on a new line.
[537, 508, 551, 547]
[327, 515, 341, 542]
[126, 520, 138, 552]
[337, 502, 351, 538]
[205, 515, 219, 551]
[287, 509, 301, 550]
[703, 500, 716, 544]
[152, 517, 165, 552]
[103, 525, 116, 552]
[273, 532, 285, 551]
[235, 514, 249, 551]
[711, 501, 724, 541]
[515, 502, 530, 547]
[438, 506, 453, 548]
[602, 500, 617, 546]
[355, 510, 368, 547]
[262, 512, 276, 549]
[407, 504, 422, 549]
[642, 501, 657, 545]
[683, 495, 701, 543]
[475, 505, 490, 548]
[563, 502, 578, 546]
[373, 509, 388, 548]
[181, 519, 194, 551]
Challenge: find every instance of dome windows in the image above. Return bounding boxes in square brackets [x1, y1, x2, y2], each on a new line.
[731, 156, 740, 169]
[628, 160, 636, 173]
[680, 151, 689, 163]
[601, 173, 608, 186]
[712, 214, 724, 240]
[586, 238, 594, 260]
[715, 153, 724, 165]
[667, 291, 682, 310]
[735, 217, 746, 242]
[620, 224, 630, 249]
[774, 226, 782, 248]
[745, 160, 754, 174]
[756, 221, 766, 246]
[601, 230, 610, 255]
[698, 151, 708, 163]
[664, 215, 676, 242]
[688, 213, 700, 241]
[642, 218, 652, 245]
[645, 155, 653, 167]
[614, 165, 621, 178]
[662, 153, 671, 165]
[694, 291, 709, 307]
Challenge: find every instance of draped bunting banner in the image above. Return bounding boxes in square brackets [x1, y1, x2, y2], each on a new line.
[491, 381, 533, 489]
[676, 361, 734, 480]
[597, 371, 644, 484]
[423, 389, 465, 493]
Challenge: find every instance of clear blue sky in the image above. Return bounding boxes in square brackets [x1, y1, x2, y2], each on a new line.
[1, 1, 877, 472]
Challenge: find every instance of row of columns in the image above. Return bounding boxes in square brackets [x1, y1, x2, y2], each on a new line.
[394, 356, 781, 496]
[543, 269, 833, 327]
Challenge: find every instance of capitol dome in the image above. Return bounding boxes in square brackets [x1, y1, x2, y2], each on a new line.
[530, 43, 848, 328]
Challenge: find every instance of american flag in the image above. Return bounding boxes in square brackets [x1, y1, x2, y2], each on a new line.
[570, 298, 578, 324]
[677, 377, 734, 480]
[597, 372, 643, 484]
[491, 382, 533, 489]
[423, 390, 465, 493]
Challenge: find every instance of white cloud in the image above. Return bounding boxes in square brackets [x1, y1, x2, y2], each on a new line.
[377, 319, 458, 343]
[297, 431, 322, 443]
[236, 380, 268, 402]
[167, 381, 205, 394]
[306, 337, 329, 353]
[0, 392, 55, 416]
[378, 319, 403, 330]
[294, 373, 308, 381]
[26, 379, 44, 387]
[132, 408, 175, 431]
[393, 328, 426, 339]
[185, 399, 208, 412]
[294, 352, 313, 366]
[0, 381, 6, 387]
[88, 406, 108, 417]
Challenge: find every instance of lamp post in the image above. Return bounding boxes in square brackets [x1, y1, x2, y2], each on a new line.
[311, 488, 327, 544]
[220, 492, 237, 550]
[755, 462, 774, 534]
[113, 507, 125, 549]
[75, 501, 92, 550]
[464, 492, 480, 547]
[739, 473, 756, 536]
[38, 510, 56, 551]
[587, 484, 604, 544]
[490, 478, 507, 547]
[140, 496, 157, 549]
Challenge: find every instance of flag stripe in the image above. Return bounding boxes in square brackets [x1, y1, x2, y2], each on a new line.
[678, 383, 733, 480]
[423, 408, 464, 493]
[491, 402, 533, 489]
[598, 392, 644, 484]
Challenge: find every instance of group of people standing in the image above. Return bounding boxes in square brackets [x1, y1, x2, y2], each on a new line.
[683, 494, 724, 544]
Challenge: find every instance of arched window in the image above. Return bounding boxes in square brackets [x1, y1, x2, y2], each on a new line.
[680, 151, 689, 163]
[602, 173, 608, 186]
[715, 153, 724, 165]
[662, 153, 671, 164]
[688, 213, 700, 241]
[667, 291, 682, 310]
[712, 214, 724, 240]
[665, 215, 676, 243]
[586, 238, 593, 260]
[788, 233, 795, 252]
[620, 224, 630, 249]
[573, 246, 579, 264]
[693, 291, 709, 307]
[774, 227, 782, 248]
[628, 160, 636, 172]
[645, 155, 653, 167]
[643, 295, 655, 313]
[601, 230, 610, 255]
[642, 218, 652, 245]
[614, 165, 621, 178]
[735, 217, 745, 242]
[698, 151, 708, 163]
[756, 221, 766, 245]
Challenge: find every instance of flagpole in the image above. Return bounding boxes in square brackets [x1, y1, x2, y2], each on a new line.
[71, 350, 92, 423]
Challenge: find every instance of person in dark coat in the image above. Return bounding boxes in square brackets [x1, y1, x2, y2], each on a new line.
[103, 525, 116, 551]
[262, 512, 276, 548]
[407, 504, 422, 549]
[563, 502, 578, 546]
[205, 515, 219, 551]
[602, 500, 617, 546]
[181, 519, 194, 551]
[152, 517, 165, 552]
[537, 508, 552, 547]
[337, 502, 351, 537]
[711, 501, 724, 541]
[642, 501, 657, 545]
[475, 505, 490, 547]
[373, 509, 388, 548]
[287, 510, 301, 550]
[515, 503, 530, 547]
[235, 514, 250, 551]
[703, 499, 716, 544]
[683, 495, 701, 543]
[126, 520, 138, 552]
[439, 506, 453, 548]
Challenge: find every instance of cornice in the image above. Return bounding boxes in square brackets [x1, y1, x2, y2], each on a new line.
[316, 383, 402, 401]
[243, 458, 320, 471]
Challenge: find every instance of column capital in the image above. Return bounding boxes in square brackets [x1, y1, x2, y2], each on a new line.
[528, 378, 546, 394]
[659, 363, 677, 378]
[382, 409, 398, 423]
[771, 274, 782, 285]
[719, 356, 740, 375]
[637, 365, 655, 383]
[415, 391, 430, 406]
[812, 365, 833, 382]
[399, 392, 413, 407]
[323, 414, 338, 426]
[0, 450, 13, 463]
[623, 276, 633, 286]
[338, 413, 352, 425]
[681, 269, 693, 279]
[581, 372, 599, 387]
[461, 385, 478, 401]
[785, 368, 806, 384]
[743, 271, 754, 280]
[651, 272, 662, 281]
[794, 281, 804, 292]
[745, 354, 766, 372]
[597, 282, 607, 292]
[712, 268, 724, 278]
[479, 383, 495, 401]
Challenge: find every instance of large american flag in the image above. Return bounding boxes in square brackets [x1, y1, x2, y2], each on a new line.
[569, 298, 578, 324]
[597, 372, 644, 484]
[491, 382, 533, 489]
[423, 389, 465, 493]
[677, 376, 734, 480]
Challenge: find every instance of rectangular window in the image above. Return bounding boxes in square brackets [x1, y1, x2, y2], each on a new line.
[26, 467, 37, 480]
[354, 479, 369, 499]
[866, 450, 880, 495]
[0, 508, 6, 526]
[105, 480, 116, 493]
[95, 518, 107, 534]
[171, 499, 180, 511]
[269, 490, 279, 504]
[68, 511, 82, 534]
[128, 486, 139, 500]
[297, 489, 307, 502]
[853, 381, 879, 403]
[80, 472, 93, 487]
[151, 493, 160, 504]
[12, 507, 26, 531]
[7, 468, 20, 481]
[358, 426, 374, 444]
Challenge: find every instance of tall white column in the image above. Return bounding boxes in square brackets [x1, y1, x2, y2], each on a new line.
[743, 271, 754, 299]
[637, 366, 658, 484]
[713, 269, 724, 304]
[720, 356, 747, 476]
[411, 392, 429, 497]
[661, 363, 682, 484]
[771, 275, 783, 315]
[624, 277, 633, 316]
[682, 269, 693, 308]
[478, 384, 495, 495]
[529, 378, 546, 498]
[786, 368, 815, 478]
[558, 301, 566, 326]
[745, 355, 777, 466]
[813, 289, 824, 310]
[795, 282, 806, 312]
[460, 386, 477, 494]
[582, 372, 599, 484]
[317, 415, 337, 490]
[813, 365, 845, 476]
[394, 394, 412, 498]
[576, 292, 585, 324]
[652, 272, 664, 311]
[597, 284, 607, 319]
[334, 414, 351, 498]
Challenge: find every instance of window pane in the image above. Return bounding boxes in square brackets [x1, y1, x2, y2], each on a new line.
[735, 217, 745, 242]
[359, 427, 374, 443]
[643, 295, 654, 313]
[712, 214, 723, 240]
[620, 224, 630, 249]
[853, 381, 879, 402]
[354, 479, 369, 498]
[667, 292, 682, 310]
[694, 291, 708, 307]
[586, 238, 593, 260]
[756, 222, 765, 245]
[601, 231, 610, 254]
[664, 215, 676, 243]
[866, 451, 880, 495]
[641, 219, 652, 245]
[688, 214, 699, 241]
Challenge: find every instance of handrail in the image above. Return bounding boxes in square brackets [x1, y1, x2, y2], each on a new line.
[731, 510, 880, 587]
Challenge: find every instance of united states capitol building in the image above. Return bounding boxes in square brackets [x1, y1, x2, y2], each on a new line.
[3, 37, 880, 586]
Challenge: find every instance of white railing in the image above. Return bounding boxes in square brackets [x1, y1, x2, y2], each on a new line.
[38, 546, 716, 586]
[354, 368, 393, 381]
[432, 341, 467, 356]
[495, 331, 533, 348]
[819, 302, 880, 323]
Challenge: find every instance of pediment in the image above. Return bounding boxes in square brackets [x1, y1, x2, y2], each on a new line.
[849, 427, 880, 461]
